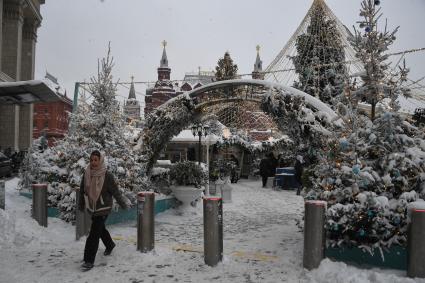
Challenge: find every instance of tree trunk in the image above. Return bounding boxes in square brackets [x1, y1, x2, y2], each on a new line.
[371, 101, 376, 121]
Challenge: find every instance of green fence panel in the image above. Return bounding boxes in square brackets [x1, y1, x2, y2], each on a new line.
[325, 245, 407, 270]
[20, 191, 177, 224]
[106, 197, 177, 225]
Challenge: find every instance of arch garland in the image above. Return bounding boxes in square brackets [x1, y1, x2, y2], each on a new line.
[141, 79, 341, 175]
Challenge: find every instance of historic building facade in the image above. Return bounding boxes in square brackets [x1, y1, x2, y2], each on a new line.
[33, 90, 72, 147]
[251, 45, 264, 80]
[144, 41, 178, 116]
[0, 0, 46, 151]
[123, 76, 141, 124]
[144, 42, 217, 118]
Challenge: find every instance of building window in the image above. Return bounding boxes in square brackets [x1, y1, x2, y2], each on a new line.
[44, 121, 49, 129]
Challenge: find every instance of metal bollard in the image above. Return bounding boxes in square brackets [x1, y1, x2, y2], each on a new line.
[0, 180, 5, 210]
[203, 197, 223, 266]
[137, 191, 155, 252]
[75, 188, 92, 241]
[32, 184, 48, 227]
[303, 200, 326, 270]
[408, 208, 425, 278]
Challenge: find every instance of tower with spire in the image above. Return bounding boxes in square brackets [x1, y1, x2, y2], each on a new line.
[124, 76, 141, 124]
[252, 45, 264, 80]
[144, 40, 177, 116]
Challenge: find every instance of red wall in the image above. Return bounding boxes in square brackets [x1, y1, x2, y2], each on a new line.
[33, 97, 73, 146]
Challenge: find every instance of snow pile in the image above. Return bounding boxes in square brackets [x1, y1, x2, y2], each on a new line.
[307, 258, 419, 283]
[2, 178, 425, 282]
[0, 208, 16, 246]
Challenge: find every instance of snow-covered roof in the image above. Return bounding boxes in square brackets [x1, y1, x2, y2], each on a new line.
[0, 80, 62, 105]
[171, 129, 220, 143]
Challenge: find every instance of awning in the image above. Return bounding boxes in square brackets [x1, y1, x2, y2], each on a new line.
[171, 129, 220, 143]
[0, 80, 61, 105]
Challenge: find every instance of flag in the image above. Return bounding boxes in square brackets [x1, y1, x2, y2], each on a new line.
[45, 71, 58, 85]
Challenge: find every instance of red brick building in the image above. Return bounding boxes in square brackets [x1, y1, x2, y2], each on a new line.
[33, 92, 72, 146]
[144, 41, 178, 116]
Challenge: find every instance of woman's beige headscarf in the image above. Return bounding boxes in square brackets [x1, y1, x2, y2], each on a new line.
[84, 153, 107, 204]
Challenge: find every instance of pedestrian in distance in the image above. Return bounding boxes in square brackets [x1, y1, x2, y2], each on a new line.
[294, 155, 304, 195]
[230, 154, 239, 183]
[269, 153, 278, 178]
[79, 150, 129, 271]
[259, 153, 275, 188]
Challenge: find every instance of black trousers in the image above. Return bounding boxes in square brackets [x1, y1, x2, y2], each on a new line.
[261, 175, 268, 187]
[84, 215, 114, 264]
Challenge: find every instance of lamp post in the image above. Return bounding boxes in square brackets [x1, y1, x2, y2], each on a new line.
[203, 135, 215, 196]
[191, 123, 209, 165]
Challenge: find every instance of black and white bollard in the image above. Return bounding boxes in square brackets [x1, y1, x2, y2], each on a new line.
[303, 200, 326, 270]
[137, 192, 155, 252]
[0, 180, 5, 210]
[203, 197, 223, 266]
[75, 188, 91, 241]
[32, 184, 48, 227]
[408, 207, 425, 278]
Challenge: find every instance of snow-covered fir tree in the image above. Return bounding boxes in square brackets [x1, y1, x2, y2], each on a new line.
[292, 1, 347, 105]
[308, 114, 425, 250]
[350, 0, 410, 121]
[306, 82, 425, 251]
[20, 46, 147, 222]
[260, 87, 336, 162]
[214, 51, 238, 81]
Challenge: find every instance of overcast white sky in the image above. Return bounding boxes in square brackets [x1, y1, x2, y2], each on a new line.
[34, 0, 425, 103]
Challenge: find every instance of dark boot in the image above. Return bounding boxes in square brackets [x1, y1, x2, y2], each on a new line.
[104, 242, 116, 256]
[81, 261, 94, 271]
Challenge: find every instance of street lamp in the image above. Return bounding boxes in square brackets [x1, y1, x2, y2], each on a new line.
[191, 123, 209, 165]
[203, 134, 215, 197]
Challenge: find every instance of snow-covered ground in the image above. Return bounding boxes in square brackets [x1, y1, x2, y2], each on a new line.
[0, 178, 423, 283]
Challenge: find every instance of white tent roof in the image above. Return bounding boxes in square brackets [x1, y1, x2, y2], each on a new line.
[171, 129, 220, 143]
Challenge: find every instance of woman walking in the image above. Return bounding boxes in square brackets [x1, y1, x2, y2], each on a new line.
[79, 150, 128, 271]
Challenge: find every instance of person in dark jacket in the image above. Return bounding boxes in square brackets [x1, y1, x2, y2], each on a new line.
[294, 155, 304, 195]
[79, 150, 128, 271]
[269, 153, 278, 177]
[259, 158, 270, 187]
[259, 153, 276, 188]
[230, 154, 239, 183]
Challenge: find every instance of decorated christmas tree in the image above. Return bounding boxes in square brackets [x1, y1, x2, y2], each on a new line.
[350, 0, 410, 121]
[214, 51, 238, 81]
[306, 1, 425, 251]
[292, 1, 347, 105]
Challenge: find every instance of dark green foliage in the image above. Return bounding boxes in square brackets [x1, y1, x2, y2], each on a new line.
[413, 108, 425, 127]
[169, 161, 208, 188]
[209, 159, 236, 181]
[215, 51, 238, 81]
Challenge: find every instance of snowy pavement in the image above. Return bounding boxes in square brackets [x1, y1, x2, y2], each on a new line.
[0, 178, 423, 283]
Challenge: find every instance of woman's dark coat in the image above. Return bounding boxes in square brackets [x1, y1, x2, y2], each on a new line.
[79, 171, 128, 216]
